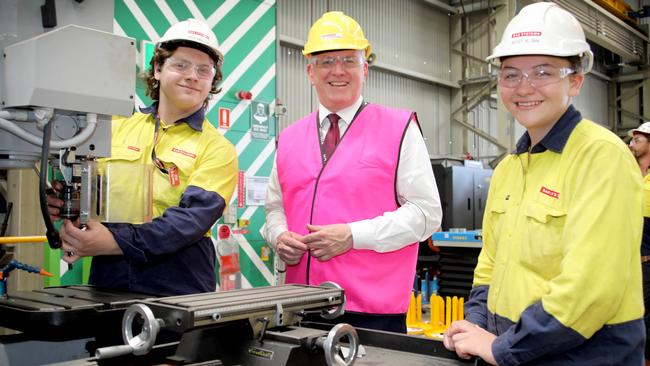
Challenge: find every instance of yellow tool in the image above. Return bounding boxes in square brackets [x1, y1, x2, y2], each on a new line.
[399, 294, 466, 339]
[406, 292, 425, 335]
[0, 236, 47, 244]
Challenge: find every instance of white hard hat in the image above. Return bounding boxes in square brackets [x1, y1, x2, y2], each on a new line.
[158, 18, 223, 65]
[628, 122, 650, 137]
[487, 2, 593, 73]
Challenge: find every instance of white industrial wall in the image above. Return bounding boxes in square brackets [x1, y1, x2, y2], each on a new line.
[277, 0, 456, 157]
[573, 74, 610, 127]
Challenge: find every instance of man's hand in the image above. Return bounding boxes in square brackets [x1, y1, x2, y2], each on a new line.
[276, 231, 309, 265]
[59, 220, 123, 264]
[443, 320, 497, 365]
[303, 224, 353, 261]
[46, 180, 64, 223]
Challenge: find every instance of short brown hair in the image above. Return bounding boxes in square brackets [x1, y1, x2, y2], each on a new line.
[141, 43, 223, 107]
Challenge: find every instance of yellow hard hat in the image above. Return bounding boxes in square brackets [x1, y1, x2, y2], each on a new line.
[302, 11, 371, 58]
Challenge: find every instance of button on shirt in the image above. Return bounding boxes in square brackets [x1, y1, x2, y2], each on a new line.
[264, 96, 442, 252]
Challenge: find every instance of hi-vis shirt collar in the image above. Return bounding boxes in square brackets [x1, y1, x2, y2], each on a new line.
[140, 103, 205, 132]
[514, 105, 582, 154]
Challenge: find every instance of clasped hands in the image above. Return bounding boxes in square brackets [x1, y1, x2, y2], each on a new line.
[275, 224, 352, 265]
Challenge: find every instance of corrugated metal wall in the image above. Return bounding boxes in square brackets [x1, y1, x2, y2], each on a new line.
[620, 80, 644, 129]
[573, 74, 610, 127]
[277, 45, 315, 131]
[365, 70, 452, 156]
[330, 0, 452, 80]
[461, 0, 501, 160]
[468, 100, 499, 159]
[277, 0, 454, 157]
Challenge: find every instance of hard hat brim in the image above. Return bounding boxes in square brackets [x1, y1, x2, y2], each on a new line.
[159, 40, 224, 66]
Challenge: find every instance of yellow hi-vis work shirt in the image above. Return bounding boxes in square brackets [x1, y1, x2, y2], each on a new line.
[476, 119, 643, 340]
[90, 109, 237, 296]
[100, 111, 237, 227]
[643, 173, 650, 217]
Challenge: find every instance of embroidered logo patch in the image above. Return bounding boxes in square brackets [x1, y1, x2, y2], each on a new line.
[172, 147, 196, 159]
[127, 146, 140, 152]
[540, 186, 559, 199]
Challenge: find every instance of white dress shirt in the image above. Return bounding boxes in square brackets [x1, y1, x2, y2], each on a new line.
[264, 96, 442, 252]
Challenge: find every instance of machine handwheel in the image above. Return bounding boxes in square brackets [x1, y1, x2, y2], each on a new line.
[122, 303, 160, 355]
[319, 281, 345, 319]
[322, 323, 359, 366]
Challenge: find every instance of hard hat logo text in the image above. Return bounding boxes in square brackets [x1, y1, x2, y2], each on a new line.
[320, 33, 343, 40]
[512, 31, 542, 38]
[188, 30, 210, 40]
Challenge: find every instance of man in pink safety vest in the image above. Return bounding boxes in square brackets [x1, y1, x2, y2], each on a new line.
[264, 11, 442, 333]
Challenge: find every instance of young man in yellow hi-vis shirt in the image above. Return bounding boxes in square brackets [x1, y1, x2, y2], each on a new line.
[47, 19, 237, 296]
[444, 3, 644, 365]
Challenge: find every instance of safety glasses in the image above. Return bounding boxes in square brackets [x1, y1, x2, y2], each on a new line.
[497, 66, 575, 88]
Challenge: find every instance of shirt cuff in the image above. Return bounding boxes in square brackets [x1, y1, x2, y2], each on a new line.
[492, 333, 517, 366]
[348, 220, 374, 249]
[268, 225, 288, 249]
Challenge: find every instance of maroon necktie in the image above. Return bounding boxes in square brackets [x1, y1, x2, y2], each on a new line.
[323, 113, 340, 160]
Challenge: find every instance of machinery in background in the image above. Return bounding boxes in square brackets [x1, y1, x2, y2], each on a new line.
[431, 159, 492, 232]
[417, 159, 491, 302]
[0, 24, 136, 248]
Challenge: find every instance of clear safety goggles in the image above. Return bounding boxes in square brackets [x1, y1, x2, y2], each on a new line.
[165, 58, 216, 79]
[310, 55, 365, 69]
[497, 66, 575, 88]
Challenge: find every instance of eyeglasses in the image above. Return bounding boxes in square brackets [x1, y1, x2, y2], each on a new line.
[165, 58, 216, 79]
[310, 55, 365, 69]
[497, 66, 575, 88]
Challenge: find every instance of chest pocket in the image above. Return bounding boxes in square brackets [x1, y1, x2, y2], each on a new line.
[520, 201, 566, 275]
[98, 146, 151, 223]
[487, 196, 508, 241]
[155, 149, 197, 185]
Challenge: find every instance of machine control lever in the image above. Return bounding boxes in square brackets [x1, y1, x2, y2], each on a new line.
[315, 323, 359, 366]
[95, 303, 164, 359]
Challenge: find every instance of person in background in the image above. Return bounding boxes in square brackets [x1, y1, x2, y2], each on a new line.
[628, 121, 650, 366]
[47, 18, 237, 296]
[264, 11, 442, 333]
[443, 3, 644, 365]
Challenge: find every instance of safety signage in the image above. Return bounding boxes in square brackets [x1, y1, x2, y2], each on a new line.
[250, 101, 270, 139]
[219, 107, 231, 129]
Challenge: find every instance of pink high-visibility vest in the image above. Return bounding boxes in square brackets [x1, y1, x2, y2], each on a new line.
[277, 103, 419, 314]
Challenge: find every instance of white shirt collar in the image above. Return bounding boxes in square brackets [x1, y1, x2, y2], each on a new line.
[318, 96, 364, 126]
